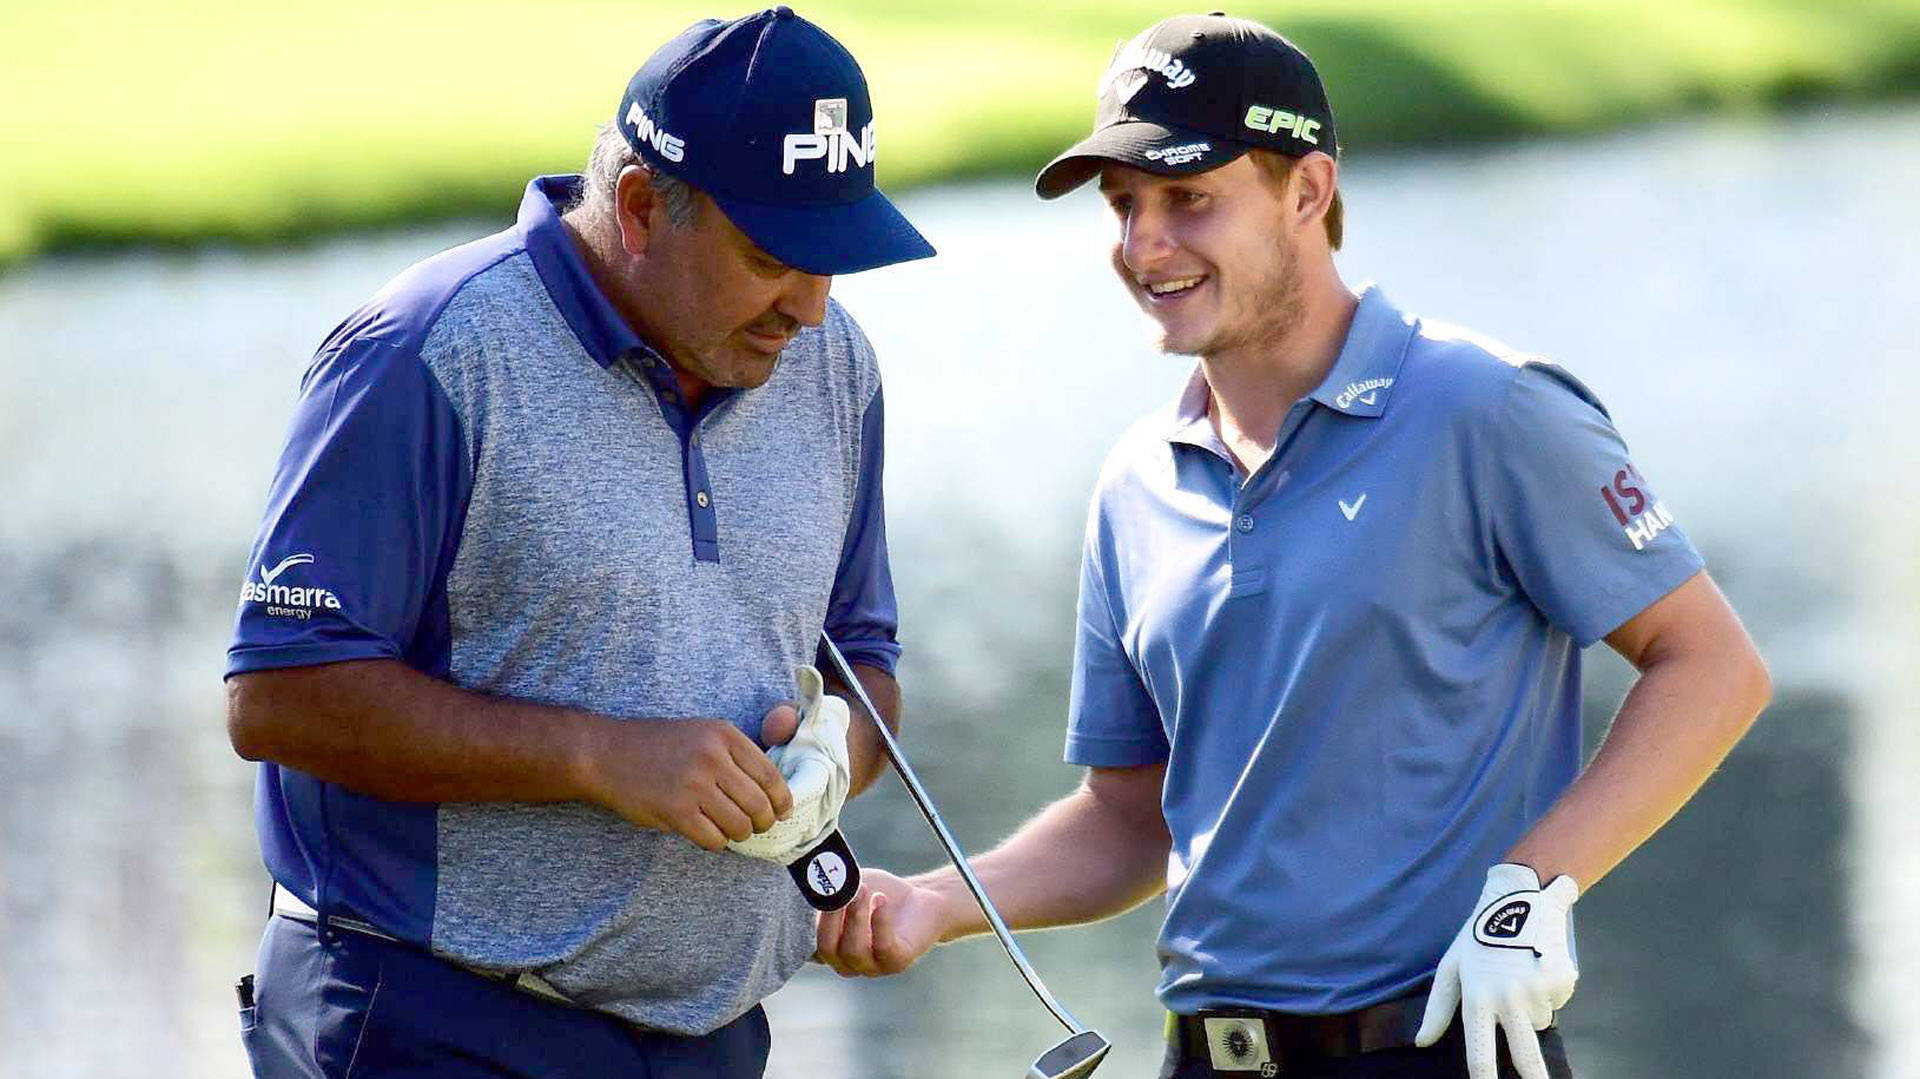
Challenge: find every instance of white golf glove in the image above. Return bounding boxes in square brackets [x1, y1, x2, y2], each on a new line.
[1416, 863, 1580, 1079]
[727, 666, 852, 865]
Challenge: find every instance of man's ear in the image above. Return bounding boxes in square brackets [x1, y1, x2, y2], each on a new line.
[614, 165, 658, 258]
[1290, 151, 1339, 236]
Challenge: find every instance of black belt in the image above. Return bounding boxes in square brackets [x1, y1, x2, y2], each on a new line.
[1168, 994, 1432, 1073]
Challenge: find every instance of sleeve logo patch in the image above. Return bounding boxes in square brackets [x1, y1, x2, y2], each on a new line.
[1599, 465, 1676, 551]
[239, 552, 341, 620]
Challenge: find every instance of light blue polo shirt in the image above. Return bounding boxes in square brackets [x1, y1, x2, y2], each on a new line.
[1066, 286, 1703, 1015]
[226, 176, 900, 1034]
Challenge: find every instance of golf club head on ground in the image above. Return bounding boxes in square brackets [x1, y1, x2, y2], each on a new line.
[1027, 1030, 1111, 1079]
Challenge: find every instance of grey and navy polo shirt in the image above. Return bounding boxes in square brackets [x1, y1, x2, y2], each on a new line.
[1066, 286, 1703, 1015]
[226, 175, 900, 1034]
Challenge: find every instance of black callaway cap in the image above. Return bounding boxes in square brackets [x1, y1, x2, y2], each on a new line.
[1035, 12, 1338, 199]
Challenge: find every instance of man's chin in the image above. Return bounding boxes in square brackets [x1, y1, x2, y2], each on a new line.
[1152, 326, 1211, 358]
[720, 354, 781, 389]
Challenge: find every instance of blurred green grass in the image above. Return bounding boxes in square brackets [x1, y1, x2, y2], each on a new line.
[3, 0, 1918, 269]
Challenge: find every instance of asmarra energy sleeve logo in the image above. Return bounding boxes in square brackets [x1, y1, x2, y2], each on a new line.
[239, 553, 342, 620]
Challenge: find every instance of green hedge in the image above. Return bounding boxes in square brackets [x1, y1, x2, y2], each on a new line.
[3, 0, 1917, 269]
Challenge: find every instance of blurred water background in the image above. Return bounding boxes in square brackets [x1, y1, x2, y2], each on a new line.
[2, 105, 1916, 1078]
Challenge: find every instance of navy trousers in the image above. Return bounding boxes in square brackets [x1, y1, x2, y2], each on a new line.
[241, 915, 771, 1079]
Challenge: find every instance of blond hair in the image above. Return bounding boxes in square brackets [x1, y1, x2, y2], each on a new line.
[1249, 150, 1343, 251]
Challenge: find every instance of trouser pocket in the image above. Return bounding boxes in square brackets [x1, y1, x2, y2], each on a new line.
[237, 972, 269, 1074]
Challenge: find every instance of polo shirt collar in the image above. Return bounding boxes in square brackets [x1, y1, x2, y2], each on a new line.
[518, 175, 649, 369]
[1165, 366, 1218, 449]
[1306, 284, 1417, 419]
[1162, 284, 1418, 446]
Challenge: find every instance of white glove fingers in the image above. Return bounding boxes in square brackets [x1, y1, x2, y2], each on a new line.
[1463, 1000, 1499, 1079]
[1414, 954, 1462, 1046]
[1501, 1009, 1553, 1079]
[725, 672, 854, 866]
[1546, 969, 1577, 1012]
[783, 757, 832, 808]
[793, 666, 826, 711]
[1527, 989, 1554, 1032]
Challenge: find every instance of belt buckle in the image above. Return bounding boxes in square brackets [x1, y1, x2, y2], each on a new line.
[1198, 1009, 1282, 1076]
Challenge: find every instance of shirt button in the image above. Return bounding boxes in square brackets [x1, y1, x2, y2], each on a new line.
[696, 491, 711, 508]
[1236, 514, 1255, 533]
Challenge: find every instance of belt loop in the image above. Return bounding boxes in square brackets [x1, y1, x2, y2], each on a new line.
[308, 883, 331, 939]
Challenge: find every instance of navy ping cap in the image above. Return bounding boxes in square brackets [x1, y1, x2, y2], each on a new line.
[618, 6, 934, 275]
[1036, 12, 1338, 199]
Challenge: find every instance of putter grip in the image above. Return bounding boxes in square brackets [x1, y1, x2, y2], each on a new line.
[788, 828, 860, 911]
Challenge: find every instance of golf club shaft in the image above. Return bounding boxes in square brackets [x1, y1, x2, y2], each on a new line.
[821, 635, 1088, 1037]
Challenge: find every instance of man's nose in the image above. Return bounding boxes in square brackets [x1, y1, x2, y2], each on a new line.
[1120, 208, 1173, 275]
[778, 272, 832, 327]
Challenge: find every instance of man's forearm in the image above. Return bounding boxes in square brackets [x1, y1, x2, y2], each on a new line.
[226, 659, 604, 805]
[227, 657, 797, 851]
[915, 767, 1170, 942]
[827, 662, 900, 795]
[1508, 634, 1771, 889]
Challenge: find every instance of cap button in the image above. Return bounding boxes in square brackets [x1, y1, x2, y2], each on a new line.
[772, 5, 793, 16]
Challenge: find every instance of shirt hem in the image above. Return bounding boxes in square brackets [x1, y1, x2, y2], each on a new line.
[225, 640, 402, 679]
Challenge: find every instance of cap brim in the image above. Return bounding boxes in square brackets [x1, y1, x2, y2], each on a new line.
[1034, 120, 1248, 200]
[708, 187, 935, 276]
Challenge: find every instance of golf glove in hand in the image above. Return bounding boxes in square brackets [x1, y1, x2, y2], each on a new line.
[727, 666, 852, 865]
[1416, 863, 1580, 1079]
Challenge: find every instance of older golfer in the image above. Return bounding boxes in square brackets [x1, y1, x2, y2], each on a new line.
[226, 8, 929, 1077]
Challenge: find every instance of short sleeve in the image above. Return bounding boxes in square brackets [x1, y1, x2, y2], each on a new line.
[1482, 362, 1704, 646]
[1064, 500, 1169, 767]
[822, 385, 900, 675]
[225, 336, 472, 676]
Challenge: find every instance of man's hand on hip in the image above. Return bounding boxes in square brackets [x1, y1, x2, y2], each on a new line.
[1417, 863, 1580, 1079]
[577, 713, 795, 852]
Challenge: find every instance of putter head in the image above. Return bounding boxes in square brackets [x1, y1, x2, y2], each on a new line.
[1027, 1030, 1110, 1079]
